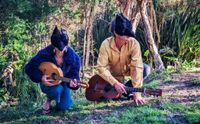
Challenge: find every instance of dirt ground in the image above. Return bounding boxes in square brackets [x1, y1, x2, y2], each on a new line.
[157, 70, 200, 104]
[77, 70, 199, 123]
[48, 70, 200, 124]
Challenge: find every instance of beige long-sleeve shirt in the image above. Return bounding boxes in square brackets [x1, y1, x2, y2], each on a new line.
[97, 36, 144, 91]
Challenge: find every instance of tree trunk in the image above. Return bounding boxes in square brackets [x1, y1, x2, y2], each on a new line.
[138, 0, 164, 70]
[149, 1, 160, 48]
[132, 5, 141, 33]
[83, 4, 95, 67]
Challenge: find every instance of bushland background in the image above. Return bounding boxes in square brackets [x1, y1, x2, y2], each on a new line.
[0, 0, 199, 123]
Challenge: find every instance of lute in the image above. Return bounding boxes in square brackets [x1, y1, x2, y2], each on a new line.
[39, 62, 89, 88]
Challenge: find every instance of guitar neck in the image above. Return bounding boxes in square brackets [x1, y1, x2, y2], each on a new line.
[125, 87, 145, 93]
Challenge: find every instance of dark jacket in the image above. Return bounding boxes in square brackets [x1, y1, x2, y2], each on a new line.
[25, 45, 80, 90]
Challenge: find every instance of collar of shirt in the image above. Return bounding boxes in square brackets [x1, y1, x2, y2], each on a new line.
[110, 37, 128, 53]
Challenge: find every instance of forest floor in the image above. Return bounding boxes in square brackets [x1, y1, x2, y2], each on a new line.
[0, 69, 200, 124]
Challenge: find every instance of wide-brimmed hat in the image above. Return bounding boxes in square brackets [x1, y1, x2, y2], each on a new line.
[51, 26, 69, 51]
[111, 13, 135, 37]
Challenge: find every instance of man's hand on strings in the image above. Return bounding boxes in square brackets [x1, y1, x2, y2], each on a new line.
[114, 82, 127, 95]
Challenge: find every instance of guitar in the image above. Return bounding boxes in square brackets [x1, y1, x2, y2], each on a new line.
[85, 75, 162, 101]
[39, 62, 89, 88]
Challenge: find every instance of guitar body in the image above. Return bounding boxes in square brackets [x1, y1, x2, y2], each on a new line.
[39, 62, 63, 85]
[85, 75, 162, 101]
[85, 75, 121, 101]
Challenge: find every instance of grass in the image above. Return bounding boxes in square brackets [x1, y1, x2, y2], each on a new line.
[1, 69, 199, 123]
[6, 116, 56, 124]
[143, 69, 175, 88]
[143, 80, 161, 88]
[0, 96, 200, 124]
[184, 102, 200, 123]
[162, 101, 200, 124]
[191, 77, 200, 85]
[104, 105, 167, 124]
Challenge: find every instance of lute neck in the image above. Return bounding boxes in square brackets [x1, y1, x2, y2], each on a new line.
[55, 76, 71, 83]
[51, 73, 89, 88]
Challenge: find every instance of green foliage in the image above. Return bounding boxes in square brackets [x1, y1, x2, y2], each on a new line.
[137, 1, 200, 66]
[105, 105, 167, 124]
[184, 112, 200, 124]
[159, 1, 200, 65]
[0, 97, 199, 123]
[159, 46, 178, 66]
[34, 22, 48, 35]
[180, 60, 195, 70]
[0, 46, 7, 69]
[163, 101, 200, 123]
[0, 17, 31, 69]
[93, 0, 118, 51]
[0, 105, 56, 124]
[0, 0, 17, 30]
[16, 69, 43, 105]
[191, 77, 200, 86]
[163, 102, 187, 112]
[144, 50, 150, 58]
[0, 0, 199, 123]
[6, 17, 31, 62]
[16, 0, 32, 13]
[55, 3, 82, 21]
[144, 70, 172, 87]
[0, 17, 33, 106]
[16, 0, 55, 22]
[143, 80, 161, 88]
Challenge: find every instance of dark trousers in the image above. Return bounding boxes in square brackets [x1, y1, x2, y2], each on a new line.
[40, 83, 73, 111]
[125, 63, 150, 87]
[124, 63, 150, 97]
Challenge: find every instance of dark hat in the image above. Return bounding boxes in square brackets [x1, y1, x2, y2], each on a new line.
[111, 13, 135, 37]
[51, 26, 69, 51]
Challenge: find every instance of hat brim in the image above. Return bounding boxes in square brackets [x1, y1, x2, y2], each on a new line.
[124, 30, 135, 37]
[115, 30, 135, 37]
